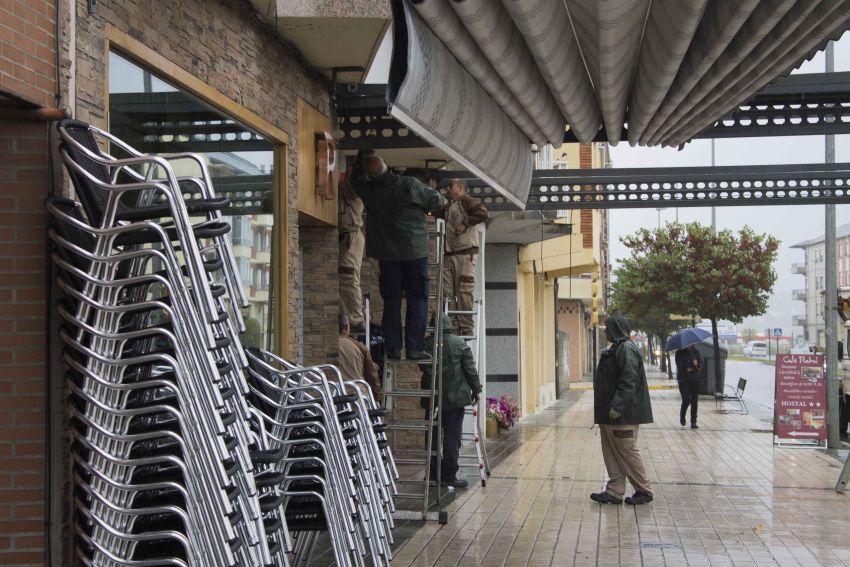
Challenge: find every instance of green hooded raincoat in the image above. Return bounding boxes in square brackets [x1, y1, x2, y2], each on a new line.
[593, 314, 654, 425]
[421, 315, 482, 411]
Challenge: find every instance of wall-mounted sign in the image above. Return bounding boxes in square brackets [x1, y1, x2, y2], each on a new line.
[775, 353, 826, 442]
[315, 131, 336, 200]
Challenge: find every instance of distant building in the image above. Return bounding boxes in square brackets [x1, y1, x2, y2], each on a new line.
[790, 224, 850, 346]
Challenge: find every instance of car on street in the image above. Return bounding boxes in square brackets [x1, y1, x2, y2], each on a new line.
[744, 340, 768, 358]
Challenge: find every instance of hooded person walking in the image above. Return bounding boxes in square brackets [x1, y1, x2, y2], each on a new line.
[591, 313, 654, 506]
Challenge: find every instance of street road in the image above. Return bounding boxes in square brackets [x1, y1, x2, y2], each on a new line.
[726, 359, 775, 419]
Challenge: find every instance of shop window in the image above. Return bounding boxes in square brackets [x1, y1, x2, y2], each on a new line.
[108, 50, 276, 350]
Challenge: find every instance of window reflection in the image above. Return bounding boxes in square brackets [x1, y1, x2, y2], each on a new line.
[108, 50, 277, 351]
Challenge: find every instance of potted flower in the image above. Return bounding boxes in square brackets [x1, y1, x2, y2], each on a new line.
[486, 395, 521, 436]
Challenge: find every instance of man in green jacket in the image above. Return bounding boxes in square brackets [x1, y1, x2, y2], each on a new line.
[591, 313, 654, 506]
[351, 152, 447, 360]
[421, 314, 482, 488]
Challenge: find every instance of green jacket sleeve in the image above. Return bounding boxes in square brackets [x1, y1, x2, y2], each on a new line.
[461, 343, 481, 394]
[408, 178, 447, 212]
[610, 343, 639, 414]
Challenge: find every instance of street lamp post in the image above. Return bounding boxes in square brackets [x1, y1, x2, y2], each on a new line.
[656, 208, 664, 230]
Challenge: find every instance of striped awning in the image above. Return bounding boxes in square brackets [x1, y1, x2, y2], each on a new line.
[388, 0, 850, 207]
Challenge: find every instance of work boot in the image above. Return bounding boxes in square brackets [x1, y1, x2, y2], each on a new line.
[442, 477, 469, 489]
[406, 350, 431, 360]
[590, 492, 622, 504]
[691, 423, 698, 429]
[386, 350, 401, 360]
[680, 415, 686, 426]
[625, 491, 654, 506]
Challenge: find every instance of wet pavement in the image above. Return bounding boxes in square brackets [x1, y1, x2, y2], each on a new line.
[388, 373, 850, 567]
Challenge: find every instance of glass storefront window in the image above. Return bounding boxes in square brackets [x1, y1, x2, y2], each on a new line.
[108, 50, 277, 351]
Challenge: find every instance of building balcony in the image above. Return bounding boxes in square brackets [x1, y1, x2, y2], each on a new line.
[792, 289, 806, 301]
[792, 315, 807, 327]
[791, 263, 806, 275]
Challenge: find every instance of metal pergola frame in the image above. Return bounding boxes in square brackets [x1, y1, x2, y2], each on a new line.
[335, 71, 850, 212]
[437, 163, 850, 211]
[337, 72, 850, 151]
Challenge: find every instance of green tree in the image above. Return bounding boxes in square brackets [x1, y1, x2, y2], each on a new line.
[617, 223, 779, 391]
[741, 327, 757, 343]
[610, 232, 687, 373]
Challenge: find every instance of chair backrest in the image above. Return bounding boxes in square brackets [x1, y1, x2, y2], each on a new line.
[57, 119, 114, 225]
[737, 377, 747, 394]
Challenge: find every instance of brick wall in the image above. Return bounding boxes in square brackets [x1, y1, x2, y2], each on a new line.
[0, 123, 50, 566]
[72, 0, 332, 358]
[0, 0, 57, 108]
[0, 0, 57, 564]
[300, 225, 340, 365]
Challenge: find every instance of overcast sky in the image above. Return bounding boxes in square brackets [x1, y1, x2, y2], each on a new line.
[609, 34, 850, 337]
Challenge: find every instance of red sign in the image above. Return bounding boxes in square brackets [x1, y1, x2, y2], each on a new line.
[775, 354, 826, 441]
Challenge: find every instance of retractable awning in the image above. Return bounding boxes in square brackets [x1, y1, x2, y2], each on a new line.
[387, 0, 850, 208]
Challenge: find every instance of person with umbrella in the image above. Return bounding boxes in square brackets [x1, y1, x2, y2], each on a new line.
[668, 328, 710, 429]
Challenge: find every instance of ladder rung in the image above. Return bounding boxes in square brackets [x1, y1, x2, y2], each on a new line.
[386, 358, 433, 365]
[395, 479, 430, 485]
[393, 449, 438, 457]
[384, 389, 432, 397]
[446, 310, 477, 316]
[394, 458, 429, 465]
[387, 420, 432, 431]
[394, 493, 427, 499]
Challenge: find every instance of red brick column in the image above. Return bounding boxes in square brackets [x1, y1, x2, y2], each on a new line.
[0, 122, 49, 566]
[579, 144, 594, 248]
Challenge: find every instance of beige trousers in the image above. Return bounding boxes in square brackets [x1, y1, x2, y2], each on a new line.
[600, 424, 652, 498]
[443, 252, 476, 336]
[339, 230, 365, 326]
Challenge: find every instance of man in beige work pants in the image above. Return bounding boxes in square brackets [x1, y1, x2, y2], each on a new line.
[437, 179, 488, 337]
[591, 313, 654, 506]
[339, 163, 365, 331]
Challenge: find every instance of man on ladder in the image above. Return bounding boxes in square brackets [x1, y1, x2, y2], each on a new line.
[435, 178, 488, 337]
[351, 150, 446, 360]
[421, 314, 482, 489]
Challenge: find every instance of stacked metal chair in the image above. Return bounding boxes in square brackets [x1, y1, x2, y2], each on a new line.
[51, 118, 284, 566]
[50, 119, 397, 566]
[245, 348, 398, 566]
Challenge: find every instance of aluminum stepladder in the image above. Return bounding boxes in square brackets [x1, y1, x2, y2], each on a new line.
[448, 298, 491, 486]
[382, 219, 447, 523]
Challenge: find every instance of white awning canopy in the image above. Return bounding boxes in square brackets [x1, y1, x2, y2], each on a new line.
[388, 0, 850, 207]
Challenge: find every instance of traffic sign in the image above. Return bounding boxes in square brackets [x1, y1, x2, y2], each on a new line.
[773, 327, 782, 337]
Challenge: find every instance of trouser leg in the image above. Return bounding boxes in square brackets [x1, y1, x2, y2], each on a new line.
[402, 257, 429, 352]
[379, 261, 403, 351]
[688, 381, 699, 424]
[679, 381, 689, 422]
[610, 425, 652, 495]
[339, 230, 365, 326]
[443, 255, 456, 312]
[600, 425, 626, 498]
[456, 254, 476, 337]
[441, 408, 465, 481]
[840, 394, 849, 436]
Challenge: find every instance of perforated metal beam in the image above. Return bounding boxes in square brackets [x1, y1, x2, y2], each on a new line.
[563, 72, 850, 143]
[335, 73, 850, 148]
[436, 163, 850, 211]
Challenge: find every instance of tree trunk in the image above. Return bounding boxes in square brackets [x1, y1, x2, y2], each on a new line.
[659, 339, 667, 372]
[648, 336, 656, 365]
[666, 351, 673, 380]
[711, 317, 722, 395]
